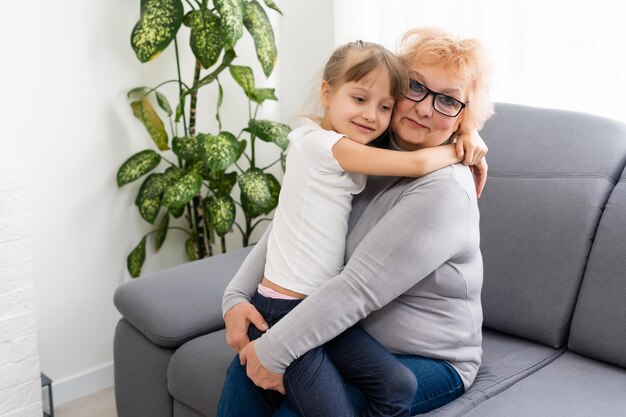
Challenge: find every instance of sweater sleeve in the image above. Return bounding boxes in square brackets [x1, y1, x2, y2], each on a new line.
[222, 223, 272, 317]
[253, 176, 472, 373]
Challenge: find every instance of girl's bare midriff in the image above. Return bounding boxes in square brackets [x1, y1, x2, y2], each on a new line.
[261, 277, 307, 299]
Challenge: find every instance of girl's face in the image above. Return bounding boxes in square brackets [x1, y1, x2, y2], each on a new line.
[320, 68, 395, 145]
[391, 65, 467, 150]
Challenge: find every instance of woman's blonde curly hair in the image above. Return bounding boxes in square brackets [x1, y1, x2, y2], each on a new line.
[397, 28, 494, 131]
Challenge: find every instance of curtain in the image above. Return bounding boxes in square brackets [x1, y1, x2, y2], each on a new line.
[333, 0, 626, 123]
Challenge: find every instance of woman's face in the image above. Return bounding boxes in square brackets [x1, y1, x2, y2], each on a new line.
[391, 65, 467, 151]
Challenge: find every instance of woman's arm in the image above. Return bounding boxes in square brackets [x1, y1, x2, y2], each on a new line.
[252, 177, 472, 374]
[332, 138, 461, 177]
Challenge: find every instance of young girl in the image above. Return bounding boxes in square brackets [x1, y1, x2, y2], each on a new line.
[229, 41, 481, 417]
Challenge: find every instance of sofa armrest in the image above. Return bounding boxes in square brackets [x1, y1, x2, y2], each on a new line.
[114, 246, 253, 348]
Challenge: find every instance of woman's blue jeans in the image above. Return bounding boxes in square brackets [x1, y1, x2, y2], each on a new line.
[216, 293, 464, 416]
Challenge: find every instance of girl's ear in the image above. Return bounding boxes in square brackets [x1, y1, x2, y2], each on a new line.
[320, 80, 332, 107]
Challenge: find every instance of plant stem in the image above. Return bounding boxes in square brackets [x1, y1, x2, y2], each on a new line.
[143, 79, 191, 97]
[260, 157, 282, 171]
[250, 218, 272, 234]
[189, 60, 202, 136]
[184, 50, 236, 96]
[145, 226, 191, 238]
[234, 222, 245, 240]
[174, 38, 188, 137]
[187, 59, 207, 259]
[221, 236, 226, 254]
[243, 215, 252, 247]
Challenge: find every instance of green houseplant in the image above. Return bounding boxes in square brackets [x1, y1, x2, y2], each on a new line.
[118, 0, 288, 277]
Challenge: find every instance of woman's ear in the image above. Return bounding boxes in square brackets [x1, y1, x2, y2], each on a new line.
[454, 114, 465, 133]
[320, 80, 332, 107]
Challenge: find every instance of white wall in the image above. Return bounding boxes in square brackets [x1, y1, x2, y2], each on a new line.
[1, 3, 44, 416]
[0, 167, 42, 417]
[1, 0, 334, 407]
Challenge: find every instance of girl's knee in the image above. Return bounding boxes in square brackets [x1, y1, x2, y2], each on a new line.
[389, 365, 418, 404]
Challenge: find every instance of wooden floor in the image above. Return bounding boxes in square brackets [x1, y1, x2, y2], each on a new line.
[55, 386, 117, 417]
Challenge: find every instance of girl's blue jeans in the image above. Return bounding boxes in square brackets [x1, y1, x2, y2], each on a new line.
[216, 292, 464, 417]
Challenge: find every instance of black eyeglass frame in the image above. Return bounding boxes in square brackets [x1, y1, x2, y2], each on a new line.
[403, 80, 467, 118]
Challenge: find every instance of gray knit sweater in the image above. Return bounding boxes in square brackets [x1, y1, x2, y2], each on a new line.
[222, 140, 483, 390]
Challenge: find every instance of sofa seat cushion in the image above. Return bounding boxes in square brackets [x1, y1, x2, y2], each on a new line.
[422, 329, 564, 416]
[167, 328, 564, 417]
[462, 351, 626, 417]
[173, 327, 565, 417]
[168, 329, 234, 417]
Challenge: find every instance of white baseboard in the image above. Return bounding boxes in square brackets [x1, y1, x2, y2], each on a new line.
[52, 361, 114, 405]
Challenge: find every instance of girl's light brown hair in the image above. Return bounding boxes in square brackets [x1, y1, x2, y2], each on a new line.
[323, 40, 408, 99]
[397, 28, 494, 130]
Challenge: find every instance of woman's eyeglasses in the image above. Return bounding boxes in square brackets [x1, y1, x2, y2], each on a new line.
[403, 80, 467, 117]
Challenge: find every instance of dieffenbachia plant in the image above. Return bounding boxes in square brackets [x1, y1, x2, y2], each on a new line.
[117, 0, 288, 277]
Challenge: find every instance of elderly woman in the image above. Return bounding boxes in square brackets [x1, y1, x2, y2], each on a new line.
[219, 27, 494, 416]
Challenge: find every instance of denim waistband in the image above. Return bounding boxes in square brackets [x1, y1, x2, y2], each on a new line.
[251, 290, 303, 314]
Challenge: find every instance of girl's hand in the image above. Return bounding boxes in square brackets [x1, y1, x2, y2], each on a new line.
[224, 302, 269, 353]
[471, 157, 488, 199]
[456, 130, 488, 166]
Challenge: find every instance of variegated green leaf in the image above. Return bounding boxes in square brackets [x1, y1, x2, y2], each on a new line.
[204, 194, 236, 237]
[163, 166, 186, 218]
[131, 98, 169, 151]
[229, 65, 255, 95]
[215, 0, 244, 47]
[175, 98, 184, 122]
[280, 152, 287, 172]
[239, 167, 272, 218]
[162, 171, 203, 209]
[263, 0, 283, 15]
[131, 0, 184, 62]
[162, 166, 184, 185]
[237, 140, 247, 159]
[169, 205, 185, 218]
[198, 132, 239, 171]
[264, 173, 281, 214]
[154, 214, 169, 250]
[209, 171, 238, 194]
[127, 86, 150, 99]
[184, 9, 224, 69]
[243, 1, 277, 77]
[185, 238, 198, 261]
[135, 173, 165, 224]
[117, 149, 161, 187]
[216, 80, 224, 130]
[172, 136, 201, 161]
[155, 91, 172, 116]
[127, 236, 147, 278]
[248, 119, 290, 150]
[250, 88, 277, 104]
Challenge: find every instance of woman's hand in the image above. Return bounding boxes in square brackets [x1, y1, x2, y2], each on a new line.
[240, 341, 286, 394]
[470, 157, 488, 198]
[456, 130, 488, 166]
[224, 302, 269, 353]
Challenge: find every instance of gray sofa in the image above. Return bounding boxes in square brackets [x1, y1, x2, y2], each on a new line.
[113, 103, 626, 417]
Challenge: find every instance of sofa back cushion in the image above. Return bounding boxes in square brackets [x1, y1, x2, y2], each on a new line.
[568, 168, 626, 367]
[478, 103, 626, 348]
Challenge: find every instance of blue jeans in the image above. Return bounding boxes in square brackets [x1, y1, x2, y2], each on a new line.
[216, 292, 464, 416]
